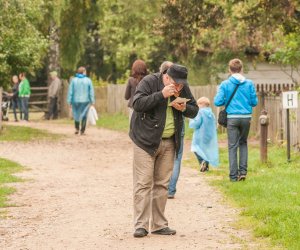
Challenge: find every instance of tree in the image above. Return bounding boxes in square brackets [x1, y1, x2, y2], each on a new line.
[97, 0, 163, 83]
[0, 0, 48, 87]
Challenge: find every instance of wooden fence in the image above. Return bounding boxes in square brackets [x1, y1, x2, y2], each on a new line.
[81, 83, 299, 149]
[29, 87, 49, 112]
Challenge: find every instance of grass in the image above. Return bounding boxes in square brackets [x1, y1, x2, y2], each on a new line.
[0, 158, 24, 208]
[0, 125, 61, 142]
[96, 112, 129, 132]
[186, 145, 300, 249]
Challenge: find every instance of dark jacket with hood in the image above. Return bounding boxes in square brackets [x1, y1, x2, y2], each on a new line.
[129, 73, 198, 156]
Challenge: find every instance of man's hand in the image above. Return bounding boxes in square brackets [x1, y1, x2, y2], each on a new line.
[162, 84, 176, 98]
[171, 102, 186, 112]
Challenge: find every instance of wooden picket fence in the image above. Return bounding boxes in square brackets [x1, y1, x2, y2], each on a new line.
[85, 83, 299, 150]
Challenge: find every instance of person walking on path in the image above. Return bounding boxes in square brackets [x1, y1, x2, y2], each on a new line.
[189, 97, 219, 172]
[158, 61, 185, 199]
[214, 58, 258, 182]
[129, 64, 198, 238]
[46, 71, 62, 120]
[18, 72, 31, 121]
[124, 59, 148, 123]
[67, 66, 95, 135]
[10, 75, 22, 121]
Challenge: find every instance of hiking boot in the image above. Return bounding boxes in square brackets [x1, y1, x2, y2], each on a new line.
[238, 175, 246, 181]
[75, 130, 79, 135]
[152, 227, 176, 235]
[133, 228, 148, 238]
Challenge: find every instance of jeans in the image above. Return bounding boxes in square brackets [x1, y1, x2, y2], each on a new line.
[75, 118, 87, 133]
[227, 118, 251, 181]
[47, 97, 58, 119]
[20, 97, 29, 121]
[12, 98, 22, 121]
[168, 128, 184, 196]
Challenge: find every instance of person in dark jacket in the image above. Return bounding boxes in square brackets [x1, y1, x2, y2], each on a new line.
[214, 58, 258, 182]
[124, 59, 148, 122]
[129, 64, 198, 238]
[10, 75, 22, 121]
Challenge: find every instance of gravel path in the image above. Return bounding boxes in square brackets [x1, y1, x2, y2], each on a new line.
[0, 122, 258, 249]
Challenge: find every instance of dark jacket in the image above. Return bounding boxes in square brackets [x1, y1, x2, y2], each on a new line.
[124, 77, 139, 108]
[11, 83, 19, 101]
[129, 73, 198, 156]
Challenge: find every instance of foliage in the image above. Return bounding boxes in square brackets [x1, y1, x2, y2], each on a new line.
[187, 145, 300, 249]
[59, 0, 100, 73]
[158, 0, 300, 83]
[269, 32, 300, 86]
[96, 0, 163, 82]
[0, 158, 23, 208]
[0, 0, 48, 87]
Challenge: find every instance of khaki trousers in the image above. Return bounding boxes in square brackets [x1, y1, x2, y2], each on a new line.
[133, 138, 175, 232]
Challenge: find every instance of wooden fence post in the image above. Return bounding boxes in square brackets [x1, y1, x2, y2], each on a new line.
[0, 87, 2, 132]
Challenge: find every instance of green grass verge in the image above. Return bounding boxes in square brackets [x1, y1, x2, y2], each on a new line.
[0, 158, 24, 208]
[186, 146, 300, 249]
[0, 125, 61, 142]
[96, 112, 129, 132]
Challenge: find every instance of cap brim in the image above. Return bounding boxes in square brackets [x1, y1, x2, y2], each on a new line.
[173, 78, 188, 85]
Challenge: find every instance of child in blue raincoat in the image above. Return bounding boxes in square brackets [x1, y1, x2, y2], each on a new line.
[189, 97, 219, 172]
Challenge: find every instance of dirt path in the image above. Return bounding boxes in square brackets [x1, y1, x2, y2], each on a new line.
[0, 122, 257, 250]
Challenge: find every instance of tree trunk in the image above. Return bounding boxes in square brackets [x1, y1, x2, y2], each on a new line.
[47, 21, 60, 85]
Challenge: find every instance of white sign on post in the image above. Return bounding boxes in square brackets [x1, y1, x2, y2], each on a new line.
[282, 91, 298, 109]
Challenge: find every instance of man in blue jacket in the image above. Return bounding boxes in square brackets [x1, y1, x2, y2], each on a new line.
[214, 59, 258, 182]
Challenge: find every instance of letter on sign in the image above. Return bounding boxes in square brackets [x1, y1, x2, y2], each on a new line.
[282, 91, 298, 109]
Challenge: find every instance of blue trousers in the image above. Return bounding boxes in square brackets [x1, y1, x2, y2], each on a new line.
[227, 118, 251, 181]
[168, 131, 184, 196]
[20, 97, 29, 121]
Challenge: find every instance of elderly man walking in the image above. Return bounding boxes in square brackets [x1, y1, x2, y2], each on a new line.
[46, 71, 62, 120]
[130, 63, 198, 237]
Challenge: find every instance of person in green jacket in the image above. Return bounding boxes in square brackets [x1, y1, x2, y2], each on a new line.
[18, 72, 31, 121]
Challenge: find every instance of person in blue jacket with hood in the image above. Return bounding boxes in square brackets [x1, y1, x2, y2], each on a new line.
[190, 97, 219, 172]
[67, 66, 95, 135]
[214, 58, 258, 182]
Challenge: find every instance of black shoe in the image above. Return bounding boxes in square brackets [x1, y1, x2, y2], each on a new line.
[152, 227, 176, 235]
[133, 228, 148, 238]
[200, 161, 208, 172]
[238, 175, 246, 181]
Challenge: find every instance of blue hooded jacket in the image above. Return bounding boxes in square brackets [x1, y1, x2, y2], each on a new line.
[189, 107, 219, 167]
[67, 74, 95, 104]
[214, 75, 258, 117]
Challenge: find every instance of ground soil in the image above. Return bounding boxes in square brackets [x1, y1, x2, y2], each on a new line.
[0, 121, 260, 250]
